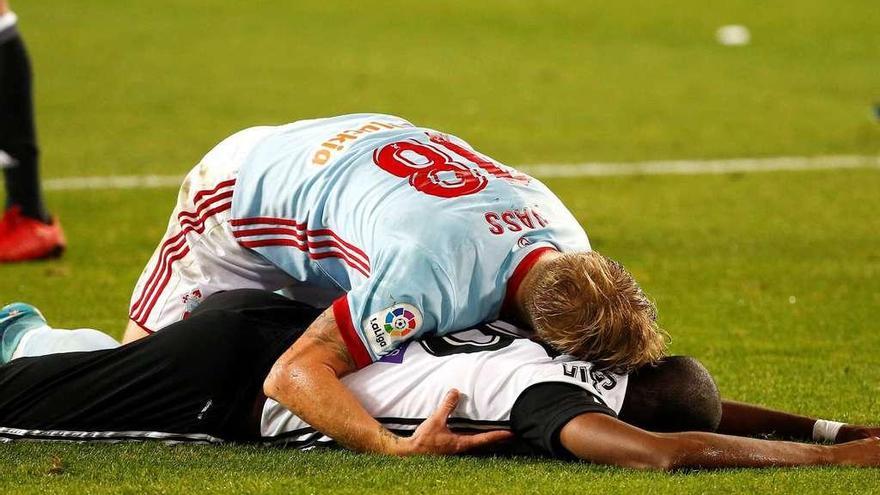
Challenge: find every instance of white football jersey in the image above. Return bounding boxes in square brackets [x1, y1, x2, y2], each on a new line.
[260, 321, 628, 447]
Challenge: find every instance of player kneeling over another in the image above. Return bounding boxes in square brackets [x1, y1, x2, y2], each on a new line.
[1, 291, 878, 469]
[33, 114, 664, 455]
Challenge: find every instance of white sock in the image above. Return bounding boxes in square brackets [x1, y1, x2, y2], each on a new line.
[10, 326, 120, 360]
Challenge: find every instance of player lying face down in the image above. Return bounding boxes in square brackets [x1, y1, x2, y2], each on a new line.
[111, 114, 665, 455]
[1, 290, 878, 469]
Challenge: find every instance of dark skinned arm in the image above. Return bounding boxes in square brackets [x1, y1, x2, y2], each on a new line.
[558, 413, 880, 470]
[718, 400, 880, 444]
[263, 306, 512, 456]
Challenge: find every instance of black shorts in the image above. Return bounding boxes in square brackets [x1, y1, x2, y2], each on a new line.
[0, 289, 322, 442]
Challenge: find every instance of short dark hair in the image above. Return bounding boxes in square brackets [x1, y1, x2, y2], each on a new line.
[618, 356, 721, 432]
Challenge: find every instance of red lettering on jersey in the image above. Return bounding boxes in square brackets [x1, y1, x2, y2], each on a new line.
[485, 207, 549, 234]
[374, 140, 488, 198]
[485, 212, 504, 235]
[372, 133, 531, 195]
[532, 208, 549, 227]
[514, 209, 534, 229]
[501, 211, 522, 232]
[429, 134, 530, 185]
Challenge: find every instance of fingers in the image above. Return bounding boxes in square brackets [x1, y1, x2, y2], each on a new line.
[431, 389, 461, 421]
[457, 430, 515, 452]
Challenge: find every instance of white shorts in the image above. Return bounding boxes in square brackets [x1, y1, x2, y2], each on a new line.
[128, 127, 296, 333]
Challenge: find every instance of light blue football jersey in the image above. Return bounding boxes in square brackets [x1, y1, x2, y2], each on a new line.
[230, 113, 590, 367]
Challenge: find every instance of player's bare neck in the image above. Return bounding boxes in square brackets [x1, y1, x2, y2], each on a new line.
[510, 251, 562, 328]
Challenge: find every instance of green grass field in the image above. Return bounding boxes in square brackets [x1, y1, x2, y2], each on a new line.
[1, 1, 879, 493]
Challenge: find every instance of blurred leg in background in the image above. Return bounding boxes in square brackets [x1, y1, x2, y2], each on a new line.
[0, 1, 65, 262]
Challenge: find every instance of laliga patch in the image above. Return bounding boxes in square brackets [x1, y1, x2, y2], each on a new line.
[363, 303, 423, 356]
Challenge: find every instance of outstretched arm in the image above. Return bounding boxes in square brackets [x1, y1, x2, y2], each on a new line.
[263, 306, 511, 456]
[718, 400, 880, 444]
[558, 413, 880, 470]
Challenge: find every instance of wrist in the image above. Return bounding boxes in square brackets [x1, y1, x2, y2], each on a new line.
[813, 419, 846, 443]
[379, 429, 411, 456]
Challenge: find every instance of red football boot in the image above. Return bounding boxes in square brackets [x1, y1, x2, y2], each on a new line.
[0, 206, 66, 262]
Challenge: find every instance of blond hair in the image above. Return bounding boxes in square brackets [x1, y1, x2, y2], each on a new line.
[523, 251, 667, 373]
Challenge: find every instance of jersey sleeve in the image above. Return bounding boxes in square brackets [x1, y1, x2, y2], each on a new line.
[332, 243, 456, 368]
[509, 382, 616, 459]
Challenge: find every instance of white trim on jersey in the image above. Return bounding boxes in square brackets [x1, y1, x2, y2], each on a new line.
[0, 426, 223, 445]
